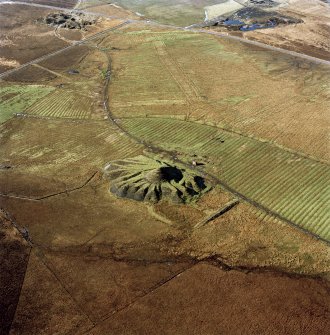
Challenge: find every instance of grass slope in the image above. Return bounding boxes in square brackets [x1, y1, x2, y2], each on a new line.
[121, 117, 330, 241]
[111, 0, 220, 26]
[0, 84, 54, 123]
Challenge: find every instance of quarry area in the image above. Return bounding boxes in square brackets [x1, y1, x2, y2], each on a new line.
[0, 0, 330, 334]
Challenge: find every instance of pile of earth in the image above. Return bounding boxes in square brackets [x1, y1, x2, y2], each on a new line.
[201, 7, 302, 31]
[104, 156, 211, 203]
[44, 12, 96, 30]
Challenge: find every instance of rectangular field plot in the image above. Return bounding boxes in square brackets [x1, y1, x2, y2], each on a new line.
[26, 90, 93, 120]
[103, 0, 220, 26]
[104, 30, 225, 117]
[0, 84, 54, 123]
[105, 32, 190, 112]
[120, 117, 330, 241]
[0, 118, 143, 198]
[1, 118, 142, 171]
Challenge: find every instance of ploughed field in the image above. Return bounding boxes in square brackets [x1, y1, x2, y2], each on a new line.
[0, 1, 330, 334]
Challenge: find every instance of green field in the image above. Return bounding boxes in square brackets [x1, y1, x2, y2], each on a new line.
[120, 117, 330, 240]
[109, 0, 220, 26]
[0, 84, 54, 123]
[26, 90, 93, 120]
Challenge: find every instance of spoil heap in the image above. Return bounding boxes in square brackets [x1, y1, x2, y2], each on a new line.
[104, 156, 210, 203]
[44, 12, 96, 30]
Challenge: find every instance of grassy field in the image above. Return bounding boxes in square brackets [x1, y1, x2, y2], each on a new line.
[107, 0, 220, 26]
[120, 117, 330, 241]
[26, 90, 93, 119]
[0, 84, 54, 123]
[0, 118, 143, 198]
[1, 53, 106, 122]
[103, 26, 330, 161]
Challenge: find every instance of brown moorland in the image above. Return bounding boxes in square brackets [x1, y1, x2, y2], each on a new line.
[0, 1, 329, 334]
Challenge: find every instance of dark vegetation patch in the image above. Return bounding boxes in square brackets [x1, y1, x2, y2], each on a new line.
[0, 65, 11, 75]
[4, 65, 56, 83]
[0, 31, 68, 72]
[0, 210, 30, 335]
[89, 263, 330, 334]
[0, 4, 68, 70]
[39, 45, 90, 71]
[0, 3, 49, 31]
